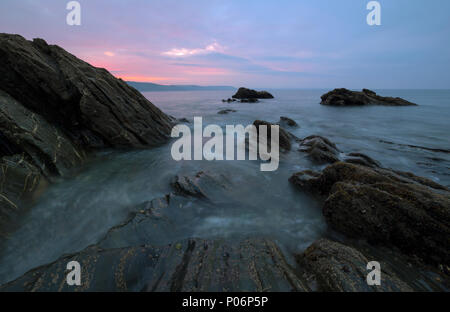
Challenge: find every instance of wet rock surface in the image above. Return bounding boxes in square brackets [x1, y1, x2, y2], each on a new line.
[0, 34, 173, 149]
[297, 239, 414, 292]
[0, 238, 307, 292]
[0, 155, 43, 230]
[290, 162, 450, 267]
[252, 120, 296, 152]
[232, 87, 274, 100]
[278, 116, 298, 128]
[298, 135, 340, 164]
[321, 88, 418, 106]
[217, 109, 237, 114]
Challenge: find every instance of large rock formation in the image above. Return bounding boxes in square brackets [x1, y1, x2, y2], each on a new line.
[0, 34, 173, 149]
[232, 87, 274, 100]
[0, 33, 173, 230]
[321, 88, 417, 106]
[290, 162, 450, 267]
[0, 238, 307, 292]
[297, 239, 414, 292]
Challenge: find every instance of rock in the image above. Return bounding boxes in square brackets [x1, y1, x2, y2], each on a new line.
[299, 135, 340, 164]
[177, 117, 190, 123]
[344, 152, 381, 168]
[240, 98, 259, 103]
[222, 98, 236, 103]
[290, 162, 450, 266]
[0, 238, 308, 292]
[0, 90, 86, 177]
[0, 155, 44, 230]
[0, 34, 173, 149]
[232, 87, 274, 100]
[253, 120, 296, 152]
[217, 109, 237, 115]
[321, 88, 417, 106]
[279, 116, 298, 127]
[297, 239, 413, 292]
[170, 171, 231, 199]
[288, 170, 322, 194]
[97, 195, 175, 249]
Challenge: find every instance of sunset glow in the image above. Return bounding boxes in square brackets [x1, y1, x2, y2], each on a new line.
[0, 0, 448, 88]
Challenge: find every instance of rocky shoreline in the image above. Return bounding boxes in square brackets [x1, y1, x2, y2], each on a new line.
[0, 34, 448, 292]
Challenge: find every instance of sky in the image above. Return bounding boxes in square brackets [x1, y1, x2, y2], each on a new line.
[0, 0, 449, 89]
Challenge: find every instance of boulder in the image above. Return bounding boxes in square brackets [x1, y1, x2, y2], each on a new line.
[344, 152, 381, 168]
[321, 88, 417, 106]
[217, 109, 237, 115]
[232, 87, 274, 100]
[279, 116, 298, 128]
[0, 34, 173, 149]
[290, 162, 450, 266]
[170, 171, 231, 199]
[0, 90, 86, 177]
[253, 120, 296, 152]
[298, 135, 340, 164]
[297, 239, 413, 292]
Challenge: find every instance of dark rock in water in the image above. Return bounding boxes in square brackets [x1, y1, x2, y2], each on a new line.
[217, 109, 237, 115]
[240, 98, 259, 103]
[0, 34, 173, 149]
[232, 87, 274, 100]
[321, 88, 417, 106]
[279, 116, 298, 128]
[0, 155, 44, 229]
[97, 195, 175, 249]
[253, 120, 296, 152]
[170, 171, 231, 199]
[299, 135, 340, 164]
[0, 90, 86, 177]
[222, 98, 236, 103]
[289, 170, 322, 194]
[0, 238, 308, 292]
[297, 239, 413, 292]
[344, 152, 381, 168]
[177, 117, 190, 123]
[290, 162, 450, 266]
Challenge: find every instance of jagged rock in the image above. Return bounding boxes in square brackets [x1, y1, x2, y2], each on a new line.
[279, 116, 298, 128]
[0, 34, 173, 149]
[170, 171, 231, 199]
[321, 88, 417, 106]
[290, 162, 450, 266]
[299, 135, 340, 164]
[177, 118, 190, 123]
[253, 120, 296, 152]
[222, 98, 236, 103]
[217, 109, 237, 115]
[0, 238, 308, 292]
[344, 152, 381, 168]
[232, 87, 274, 100]
[0, 90, 86, 177]
[297, 239, 413, 292]
[0, 155, 44, 229]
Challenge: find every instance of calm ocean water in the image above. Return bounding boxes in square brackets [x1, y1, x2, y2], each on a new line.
[0, 89, 449, 285]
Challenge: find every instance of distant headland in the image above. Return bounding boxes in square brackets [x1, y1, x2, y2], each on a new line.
[126, 81, 236, 92]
